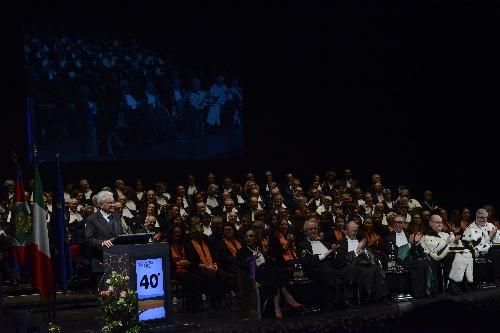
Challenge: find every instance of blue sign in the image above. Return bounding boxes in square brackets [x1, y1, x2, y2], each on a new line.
[135, 258, 166, 320]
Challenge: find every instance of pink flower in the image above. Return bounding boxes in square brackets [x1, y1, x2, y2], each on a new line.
[100, 291, 109, 297]
[108, 286, 114, 293]
[120, 291, 127, 298]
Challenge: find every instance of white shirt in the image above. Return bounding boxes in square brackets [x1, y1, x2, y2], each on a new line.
[68, 211, 83, 224]
[206, 196, 219, 208]
[187, 185, 197, 196]
[124, 94, 138, 110]
[146, 92, 156, 106]
[136, 192, 144, 201]
[156, 196, 167, 206]
[122, 207, 134, 218]
[309, 240, 330, 260]
[189, 90, 207, 109]
[208, 84, 228, 106]
[316, 205, 332, 216]
[395, 231, 409, 247]
[84, 190, 93, 200]
[173, 90, 183, 101]
[408, 199, 422, 211]
[249, 247, 266, 267]
[405, 213, 411, 223]
[223, 207, 238, 214]
[203, 225, 212, 237]
[182, 197, 189, 209]
[236, 194, 245, 204]
[100, 210, 112, 222]
[125, 200, 136, 211]
[347, 238, 360, 254]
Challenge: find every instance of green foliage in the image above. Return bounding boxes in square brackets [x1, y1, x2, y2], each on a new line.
[98, 271, 141, 333]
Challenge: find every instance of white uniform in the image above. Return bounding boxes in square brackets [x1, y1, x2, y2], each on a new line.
[419, 232, 473, 283]
[462, 221, 498, 256]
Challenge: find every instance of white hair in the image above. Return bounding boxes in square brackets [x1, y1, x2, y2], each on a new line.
[96, 191, 114, 205]
[145, 215, 157, 223]
[476, 208, 488, 217]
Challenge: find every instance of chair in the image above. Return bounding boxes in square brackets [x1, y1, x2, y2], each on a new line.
[385, 263, 413, 301]
[170, 279, 186, 312]
[474, 255, 495, 290]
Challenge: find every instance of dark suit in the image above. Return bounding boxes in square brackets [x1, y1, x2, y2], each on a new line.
[84, 210, 124, 272]
[297, 238, 355, 307]
[185, 237, 229, 305]
[384, 232, 429, 298]
[339, 237, 388, 301]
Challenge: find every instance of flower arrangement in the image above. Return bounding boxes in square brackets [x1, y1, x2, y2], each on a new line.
[98, 271, 141, 333]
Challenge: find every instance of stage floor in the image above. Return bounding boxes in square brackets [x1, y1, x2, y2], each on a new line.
[2, 283, 500, 333]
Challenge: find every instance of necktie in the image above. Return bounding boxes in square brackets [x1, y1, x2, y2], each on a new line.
[107, 214, 115, 233]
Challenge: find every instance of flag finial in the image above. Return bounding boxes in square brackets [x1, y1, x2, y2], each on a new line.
[12, 150, 19, 167]
[32, 145, 38, 162]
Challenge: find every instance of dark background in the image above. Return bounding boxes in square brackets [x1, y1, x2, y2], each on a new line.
[1, 0, 499, 210]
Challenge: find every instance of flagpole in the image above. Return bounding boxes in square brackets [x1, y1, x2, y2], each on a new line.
[48, 152, 61, 332]
[53, 153, 60, 323]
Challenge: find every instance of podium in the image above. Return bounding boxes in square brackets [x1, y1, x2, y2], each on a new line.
[103, 242, 172, 324]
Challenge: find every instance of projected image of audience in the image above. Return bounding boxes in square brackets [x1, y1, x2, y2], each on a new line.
[24, 30, 244, 161]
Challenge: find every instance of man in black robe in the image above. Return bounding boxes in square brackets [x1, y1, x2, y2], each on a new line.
[297, 218, 356, 309]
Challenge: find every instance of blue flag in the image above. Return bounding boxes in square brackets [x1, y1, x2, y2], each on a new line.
[51, 160, 73, 292]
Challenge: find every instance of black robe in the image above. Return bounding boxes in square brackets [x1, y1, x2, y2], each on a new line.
[384, 232, 430, 298]
[296, 238, 356, 306]
[338, 237, 388, 301]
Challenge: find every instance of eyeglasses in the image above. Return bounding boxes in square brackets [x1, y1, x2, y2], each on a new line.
[477, 216, 488, 220]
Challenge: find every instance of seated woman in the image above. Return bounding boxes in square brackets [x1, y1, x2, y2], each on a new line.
[361, 217, 383, 252]
[361, 217, 387, 268]
[270, 217, 299, 269]
[408, 212, 426, 236]
[251, 221, 272, 258]
[330, 215, 346, 243]
[236, 229, 304, 320]
[168, 225, 199, 311]
[186, 223, 229, 308]
[216, 223, 242, 273]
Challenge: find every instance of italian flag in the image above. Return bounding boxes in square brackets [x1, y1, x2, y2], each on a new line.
[31, 165, 55, 301]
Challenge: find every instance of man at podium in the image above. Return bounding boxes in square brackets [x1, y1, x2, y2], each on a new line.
[85, 191, 124, 285]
